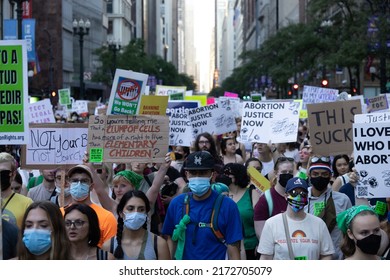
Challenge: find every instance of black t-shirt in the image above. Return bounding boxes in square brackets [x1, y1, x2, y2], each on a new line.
[2, 219, 18, 260]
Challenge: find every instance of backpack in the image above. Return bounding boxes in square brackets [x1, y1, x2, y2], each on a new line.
[182, 193, 225, 244]
[264, 189, 274, 217]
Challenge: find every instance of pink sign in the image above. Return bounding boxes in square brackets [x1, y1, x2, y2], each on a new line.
[224, 91, 239, 98]
[207, 97, 215, 104]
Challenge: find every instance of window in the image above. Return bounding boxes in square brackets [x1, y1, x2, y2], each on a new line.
[108, 20, 113, 34]
[107, 0, 113, 13]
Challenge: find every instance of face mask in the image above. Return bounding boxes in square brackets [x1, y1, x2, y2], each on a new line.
[0, 170, 11, 191]
[188, 177, 211, 197]
[310, 176, 330, 192]
[355, 233, 381, 255]
[287, 194, 308, 212]
[123, 212, 148, 230]
[22, 228, 52, 255]
[55, 185, 71, 197]
[70, 182, 90, 201]
[278, 173, 293, 188]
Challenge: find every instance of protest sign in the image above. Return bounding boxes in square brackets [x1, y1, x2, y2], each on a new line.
[87, 114, 169, 163]
[22, 123, 88, 169]
[188, 103, 237, 138]
[58, 88, 71, 105]
[207, 97, 215, 104]
[107, 69, 148, 115]
[155, 85, 186, 100]
[166, 101, 199, 147]
[28, 99, 55, 123]
[185, 95, 207, 106]
[247, 166, 270, 193]
[353, 122, 390, 198]
[224, 91, 239, 98]
[139, 95, 169, 115]
[240, 101, 300, 144]
[366, 95, 388, 113]
[307, 99, 361, 156]
[0, 40, 29, 145]
[302, 85, 338, 110]
[355, 111, 390, 124]
[218, 97, 242, 118]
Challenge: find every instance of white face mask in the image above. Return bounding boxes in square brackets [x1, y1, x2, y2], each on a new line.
[123, 212, 147, 230]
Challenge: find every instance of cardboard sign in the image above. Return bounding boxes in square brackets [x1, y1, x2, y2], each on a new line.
[28, 99, 55, 123]
[354, 111, 390, 124]
[302, 85, 338, 110]
[107, 69, 148, 115]
[87, 115, 169, 163]
[0, 40, 29, 144]
[22, 123, 88, 169]
[139, 95, 169, 115]
[247, 166, 270, 192]
[188, 103, 237, 138]
[307, 99, 362, 156]
[58, 88, 71, 105]
[366, 95, 388, 113]
[240, 101, 300, 143]
[353, 122, 390, 198]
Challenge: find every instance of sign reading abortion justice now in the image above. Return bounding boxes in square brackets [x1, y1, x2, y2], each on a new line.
[188, 103, 237, 139]
[22, 123, 88, 169]
[307, 99, 361, 156]
[240, 101, 300, 144]
[0, 40, 29, 144]
[166, 101, 199, 147]
[87, 114, 169, 163]
[302, 85, 338, 110]
[353, 122, 390, 198]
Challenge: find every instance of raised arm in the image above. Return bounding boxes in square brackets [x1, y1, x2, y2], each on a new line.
[146, 153, 172, 206]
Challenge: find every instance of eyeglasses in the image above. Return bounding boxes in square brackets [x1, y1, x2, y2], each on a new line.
[55, 176, 70, 182]
[276, 157, 294, 163]
[310, 156, 330, 164]
[223, 168, 233, 176]
[96, 169, 103, 174]
[70, 179, 91, 185]
[289, 189, 308, 197]
[65, 220, 87, 229]
[199, 140, 210, 145]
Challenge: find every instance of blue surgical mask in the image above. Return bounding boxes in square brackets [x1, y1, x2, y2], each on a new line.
[188, 177, 211, 197]
[70, 182, 90, 201]
[22, 228, 52, 255]
[124, 212, 148, 230]
[55, 185, 71, 197]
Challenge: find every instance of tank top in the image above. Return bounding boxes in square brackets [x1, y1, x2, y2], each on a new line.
[113, 231, 157, 260]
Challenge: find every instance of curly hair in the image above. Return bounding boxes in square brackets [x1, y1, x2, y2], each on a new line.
[223, 163, 249, 188]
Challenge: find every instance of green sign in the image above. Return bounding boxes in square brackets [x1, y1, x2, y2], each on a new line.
[58, 88, 71, 105]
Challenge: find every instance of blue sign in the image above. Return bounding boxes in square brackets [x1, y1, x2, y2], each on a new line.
[3, 19, 17, 40]
[22, 19, 36, 62]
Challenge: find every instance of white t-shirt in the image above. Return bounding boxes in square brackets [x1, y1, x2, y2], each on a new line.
[258, 213, 335, 260]
[261, 159, 274, 176]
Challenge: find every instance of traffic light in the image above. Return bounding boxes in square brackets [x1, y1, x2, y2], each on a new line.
[321, 79, 328, 87]
[288, 90, 292, 96]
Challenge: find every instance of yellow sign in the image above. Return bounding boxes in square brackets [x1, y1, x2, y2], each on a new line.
[247, 166, 271, 192]
[184, 95, 207, 106]
[139, 95, 169, 115]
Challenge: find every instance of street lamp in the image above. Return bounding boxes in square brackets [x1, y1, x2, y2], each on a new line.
[9, 0, 28, 39]
[107, 39, 121, 79]
[73, 18, 90, 100]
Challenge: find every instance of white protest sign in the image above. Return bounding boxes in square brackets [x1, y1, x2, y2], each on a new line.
[188, 103, 237, 138]
[72, 100, 89, 114]
[156, 85, 186, 100]
[240, 101, 300, 143]
[28, 99, 55, 123]
[353, 122, 390, 198]
[354, 111, 390, 124]
[23, 123, 88, 169]
[366, 94, 389, 113]
[302, 85, 338, 110]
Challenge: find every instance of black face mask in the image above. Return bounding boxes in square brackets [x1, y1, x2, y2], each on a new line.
[279, 173, 294, 188]
[355, 234, 381, 255]
[310, 176, 330, 192]
[0, 170, 11, 191]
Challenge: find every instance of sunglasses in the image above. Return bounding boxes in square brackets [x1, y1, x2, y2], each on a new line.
[289, 189, 308, 197]
[310, 156, 330, 164]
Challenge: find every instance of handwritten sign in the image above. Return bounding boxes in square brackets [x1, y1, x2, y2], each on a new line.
[22, 123, 88, 169]
[0, 40, 29, 144]
[188, 103, 237, 138]
[87, 115, 169, 163]
[302, 85, 338, 110]
[107, 69, 148, 115]
[139, 95, 169, 115]
[354, 111, 390, 124]
[307, 99, 361, 156]
[28, 99, 55, 123]
[353, 122, 390, 198]
[58, 88, 71, 105]
[224, 91, 239, 98]
[156, 85, 186, 100]
[240, 101, 300, 143]
[366, 95, 388, 113]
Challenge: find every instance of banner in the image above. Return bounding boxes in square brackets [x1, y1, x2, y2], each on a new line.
[307, 99, 361, 156]
[107, 69, 148, 115]
[302, 85, 338, 110]
[22, 19, 35, 62]
[87, 115, 169, 163]
[240, 101, 300, 143]
[22, 123, 88, 169]
[28, 99, 55, 123]
[0, 40, 29, 144]
[2, 19, 17, 40]
[353, 122, 390, 198]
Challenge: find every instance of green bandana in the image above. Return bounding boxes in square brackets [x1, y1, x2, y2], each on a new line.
[336, 205, 376, 234]
[172, 214, 191, 260]
[114, 170, 143, 190]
